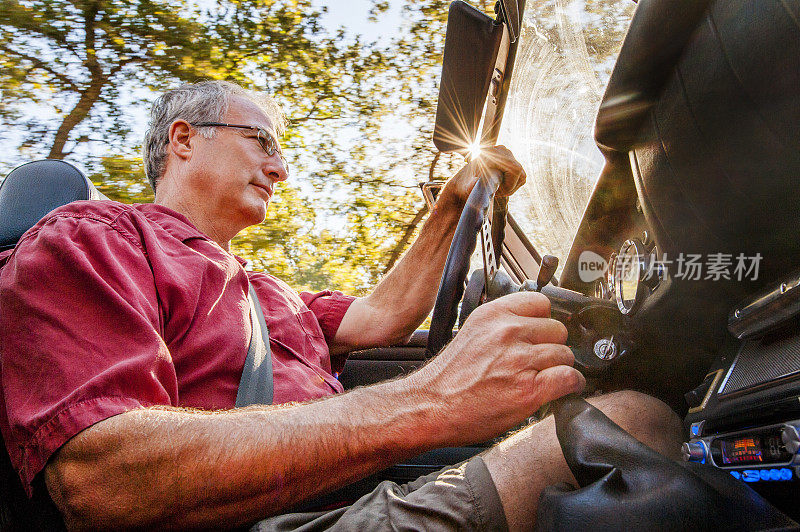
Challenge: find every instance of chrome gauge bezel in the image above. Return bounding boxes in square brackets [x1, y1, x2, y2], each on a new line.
[614, 239, 648, 315]
[606, 252, 618, 297]
[593, 278, 611, 300]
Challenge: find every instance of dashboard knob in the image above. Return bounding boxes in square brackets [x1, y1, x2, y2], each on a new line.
[531, 255, 558, 291]
[682, 441, 706, 462]
[781, 425, 800, 455]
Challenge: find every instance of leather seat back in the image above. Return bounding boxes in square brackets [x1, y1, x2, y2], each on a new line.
[0, 159, 105, 251]
[0, 159, 105, 530]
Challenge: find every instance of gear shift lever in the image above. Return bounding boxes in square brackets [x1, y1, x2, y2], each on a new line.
[535, 395, 797, 531]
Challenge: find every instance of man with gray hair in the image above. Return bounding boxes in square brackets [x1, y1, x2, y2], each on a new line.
[142, 81, 287, 193]
[0, 80, 683, 530]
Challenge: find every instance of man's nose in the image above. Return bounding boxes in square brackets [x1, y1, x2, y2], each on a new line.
[267, 156, 289, 182]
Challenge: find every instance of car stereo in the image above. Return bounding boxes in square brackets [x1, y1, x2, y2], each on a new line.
[683, 272, 800, 484]
[683, 420, 799, 483]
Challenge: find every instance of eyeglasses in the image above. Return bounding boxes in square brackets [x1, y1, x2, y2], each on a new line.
[191, 122, 289, 175]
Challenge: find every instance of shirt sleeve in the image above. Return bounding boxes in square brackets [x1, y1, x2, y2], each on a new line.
[0, 213, 177, 495]
[299, 290, 356, 373]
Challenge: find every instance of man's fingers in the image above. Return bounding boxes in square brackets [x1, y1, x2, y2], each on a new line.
[479, 145, 516, 168]
[514, 317, 568, 346]
[529, 343, 575, 372]
[491, 291, 551, 318]
[531, 366, 586, 406]
[471, 292, 567, 344]
[446, 145, 525, 204]
[475, 145, 526, 196]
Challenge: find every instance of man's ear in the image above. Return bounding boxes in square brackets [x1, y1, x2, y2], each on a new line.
[168, 120, 194, 162]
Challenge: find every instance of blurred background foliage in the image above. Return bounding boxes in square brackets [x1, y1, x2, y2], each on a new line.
[0, 0, 495, 294]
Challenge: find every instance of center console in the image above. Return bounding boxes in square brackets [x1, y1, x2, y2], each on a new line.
[683, 272, 800, 516]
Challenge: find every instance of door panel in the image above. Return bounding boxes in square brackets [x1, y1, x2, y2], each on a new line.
[339, 330, 429, 389]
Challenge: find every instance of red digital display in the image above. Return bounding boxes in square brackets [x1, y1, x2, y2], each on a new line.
[721, 436, 763, 465]
[714, 431, 792, 466]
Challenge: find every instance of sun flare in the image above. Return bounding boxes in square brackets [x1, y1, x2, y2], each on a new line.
[467, 141, 483, 160]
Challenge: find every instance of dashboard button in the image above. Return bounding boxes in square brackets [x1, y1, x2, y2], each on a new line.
[742, 470, 761, 482]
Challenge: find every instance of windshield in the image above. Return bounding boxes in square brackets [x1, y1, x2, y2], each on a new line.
[499, 0, 636, 264]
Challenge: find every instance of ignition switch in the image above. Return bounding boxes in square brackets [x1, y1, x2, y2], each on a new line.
[593, 337, 618, 360]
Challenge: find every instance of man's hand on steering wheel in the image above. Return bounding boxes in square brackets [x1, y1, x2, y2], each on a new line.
[440, 145, 527, 207]
[426, 145, 527, 357]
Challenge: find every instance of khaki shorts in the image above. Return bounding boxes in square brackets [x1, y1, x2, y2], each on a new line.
[251, 456, 508, 531]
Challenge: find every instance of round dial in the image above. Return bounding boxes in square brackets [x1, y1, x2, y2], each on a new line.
[614, 239, 647, 314]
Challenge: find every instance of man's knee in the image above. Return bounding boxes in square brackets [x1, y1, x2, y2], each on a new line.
[482, 390, 686, 531]
[586, 390, 685, 460]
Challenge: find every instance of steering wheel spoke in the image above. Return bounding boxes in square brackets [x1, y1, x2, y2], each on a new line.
[480, 213, 497, 292]
[426, 170, 504, 357]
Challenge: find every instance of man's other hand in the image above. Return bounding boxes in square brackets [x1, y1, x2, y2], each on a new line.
[406, 291, 585, 447]
[441, 145, 527, 206]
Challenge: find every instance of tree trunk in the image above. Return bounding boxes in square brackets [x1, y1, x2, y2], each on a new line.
[47, 76, 106, 159]
[382, 205, 429, 274]
[48, 2, 105, 159]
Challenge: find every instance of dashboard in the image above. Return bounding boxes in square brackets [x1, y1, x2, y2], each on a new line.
[541, 0, 800, 516]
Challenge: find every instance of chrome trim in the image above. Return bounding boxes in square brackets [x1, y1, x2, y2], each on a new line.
[716, 350, 743, 398]
[606, 252, 617, 296]
[687, 369, 724, 414]
[695, 420, 800, 470]
[615, 239, 648, 315]
[729, 270, 800, 339]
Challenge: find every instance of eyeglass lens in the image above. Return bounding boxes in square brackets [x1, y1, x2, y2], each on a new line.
[257, 129, 290, 175]
[256, 130, 276, 155]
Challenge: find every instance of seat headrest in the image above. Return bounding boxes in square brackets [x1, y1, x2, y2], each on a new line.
[0, 159, 106, 251]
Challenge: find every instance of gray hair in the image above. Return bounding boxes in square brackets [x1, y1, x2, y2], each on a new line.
[142, 80, 285, 192]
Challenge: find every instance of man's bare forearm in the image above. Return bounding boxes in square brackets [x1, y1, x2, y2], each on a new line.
[332, 194, 462, 352]
[46, 291, 583, 530]
[46, 377, 444, 530]
[333, 146, 526, 353]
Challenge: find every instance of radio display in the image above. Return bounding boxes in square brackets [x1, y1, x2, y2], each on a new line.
[712, 431, 793, 466]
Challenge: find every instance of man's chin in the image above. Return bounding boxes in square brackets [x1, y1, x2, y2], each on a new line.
[240, 202, 268, 229]
[252, 204, 268, 225]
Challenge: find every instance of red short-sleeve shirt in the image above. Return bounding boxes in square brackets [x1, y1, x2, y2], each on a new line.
[0, 201, 355, 494]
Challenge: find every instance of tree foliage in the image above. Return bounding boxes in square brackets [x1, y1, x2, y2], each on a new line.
[0, 0, 500, 293]
[0, 0, 222, 162]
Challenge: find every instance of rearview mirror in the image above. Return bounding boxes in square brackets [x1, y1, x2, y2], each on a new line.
[432, 1, 504, 154]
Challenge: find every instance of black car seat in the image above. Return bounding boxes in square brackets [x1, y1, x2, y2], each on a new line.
[0, 159, 106, 531]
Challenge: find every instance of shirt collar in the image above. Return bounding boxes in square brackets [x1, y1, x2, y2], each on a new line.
[134, 204, 252, 269]
[134, 203, 217, 244]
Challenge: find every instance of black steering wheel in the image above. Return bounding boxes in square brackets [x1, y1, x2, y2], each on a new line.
[426, 170, 503, 357]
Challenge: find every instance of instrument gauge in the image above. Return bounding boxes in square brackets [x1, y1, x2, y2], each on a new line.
[606, 253, 617, 296]
[614, 239, 648, 314]
[593, 278, 611, 300]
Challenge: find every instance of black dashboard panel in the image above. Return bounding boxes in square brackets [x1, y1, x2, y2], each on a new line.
[556, 0, 800, 411]
[686, 329, 800, 436]
[633, 0, 800, 300]
[497, 6, 800, 519]
[559, 151, 642, 296]
[533, 0, 800, 521]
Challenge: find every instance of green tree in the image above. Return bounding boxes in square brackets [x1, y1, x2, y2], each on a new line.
[0, 0, 399, 291]
[0, 0, 494, 293]
[0, 0, 390, 169]
[0, 0, 223, 164]
[343, 0, 497, 276]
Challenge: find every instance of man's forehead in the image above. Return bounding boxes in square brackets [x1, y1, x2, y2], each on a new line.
[226, 95, 275, 134]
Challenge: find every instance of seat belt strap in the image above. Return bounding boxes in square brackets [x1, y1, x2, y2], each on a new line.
[235, 283, 274, 406]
